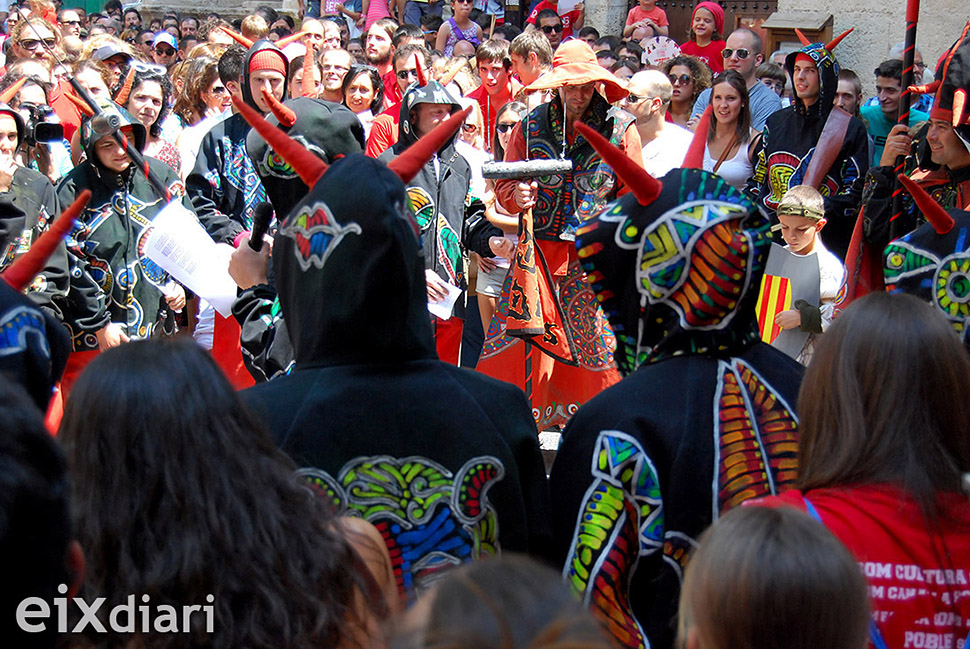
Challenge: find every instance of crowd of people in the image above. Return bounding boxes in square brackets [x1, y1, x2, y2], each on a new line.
[0, 0, 969, 648]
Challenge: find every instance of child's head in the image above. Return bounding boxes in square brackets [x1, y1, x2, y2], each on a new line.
[678, 507, 870, 649]
[690, 2, 723, 43]
[757, 62, 786, 97]
[776, 185, 825, 254]
[638, 0, 656, 9]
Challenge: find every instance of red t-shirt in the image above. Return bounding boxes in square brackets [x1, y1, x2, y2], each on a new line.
[625, 5, 668, 26]
[751, 485, 970, 649]
[382, 69, 402, 112]
[680, 39, 726, 74]
[365, 102, 401, 158]
[526, 0, 580, 39]
[466, 78, 521, 153]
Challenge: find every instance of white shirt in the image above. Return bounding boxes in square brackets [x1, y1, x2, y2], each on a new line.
[640, 122, 694, 178]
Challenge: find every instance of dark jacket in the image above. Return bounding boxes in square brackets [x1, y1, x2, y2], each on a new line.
[748, 42, 871, 260]
[552, 168, 804, 649]
[57, 107, 194, 351]
[243, 155, 552, 603]
[0, 167, 69, 320]
[186, 41, 285, 243]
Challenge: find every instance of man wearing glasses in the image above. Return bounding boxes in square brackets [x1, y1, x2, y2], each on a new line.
[623, 70, 692, 178]
[365, 44, 429, 157]
[526, 1, 584, 41]
[151, 32, 179, 70]
[10, 18, 59, 65]
[56, 9, 81, 38]
[689, 28, 781, 131]
[532, 10, 565, 50]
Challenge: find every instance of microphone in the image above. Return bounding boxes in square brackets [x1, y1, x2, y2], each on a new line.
[249, 202, 275, 252]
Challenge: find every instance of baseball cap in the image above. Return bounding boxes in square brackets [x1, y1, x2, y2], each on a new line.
[152, 32, 178, 50]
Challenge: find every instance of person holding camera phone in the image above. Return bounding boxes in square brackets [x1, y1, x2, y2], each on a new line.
[0, 101, 70, 322]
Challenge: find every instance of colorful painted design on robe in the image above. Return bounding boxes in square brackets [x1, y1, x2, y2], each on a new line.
[563, 430, 663, 649]
[281, 201, 362, 271]
[579, 179, 770, 373]
[0, 306, 49, 359]
[884, 217, 970, 340]
[406, 186, 463, 286]
[297, 455, 504, 602]
[713, 358, 799, 516]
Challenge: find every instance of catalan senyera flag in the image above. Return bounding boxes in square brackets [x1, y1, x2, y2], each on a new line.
[756, 275, 792, 344]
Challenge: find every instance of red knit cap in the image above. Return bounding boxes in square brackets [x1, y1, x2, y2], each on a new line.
[249, 49, 287, 76]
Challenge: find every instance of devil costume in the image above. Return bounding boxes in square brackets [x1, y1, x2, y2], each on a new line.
[233, 97, 366, 381]
[549, 127, 804, 649]
[748, 35, 870, 261]
[186, 41, 286, 244]
[56, 106, 191, 352]
[239, 105, 552, 602]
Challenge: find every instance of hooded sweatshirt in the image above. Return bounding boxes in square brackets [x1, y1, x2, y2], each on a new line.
[551, 168, 804, 649]
[748, 42, 870, 261]
[186, 41, 285, 244]
[378, 81, 496, 319]
[56, 106, 195, 351]
[243, 154, 552, 602]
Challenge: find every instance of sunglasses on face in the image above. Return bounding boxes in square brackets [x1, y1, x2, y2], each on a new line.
[155, 46, 176, 56]
[540, 24, 563, 33]
[60, 19, 80, 26]
[496, 122, 516, 133]
[625, 94, 651, 103]
[461, 123, 478, 132]
[397, 68, 418, 80]
[668, 73, 691, 85]
[721, 48, 750, 59]
[19, 37, 57, 50]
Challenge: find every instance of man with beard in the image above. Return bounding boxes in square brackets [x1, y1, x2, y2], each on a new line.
[365, 18, 397, 78]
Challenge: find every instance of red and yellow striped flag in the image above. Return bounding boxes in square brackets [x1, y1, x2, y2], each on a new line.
[755, 275, 792, 344]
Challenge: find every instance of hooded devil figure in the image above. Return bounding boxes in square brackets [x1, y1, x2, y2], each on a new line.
[0, 101, 69, 321]
[378, 77, 502, 365]
[186, 40, 288, 244]
[56, 102, 190, 354]
[234, 95, 366, 381]
[239, 105, 552, 605]
[549, 125, 803, 649]
[747, 31, 870, 261]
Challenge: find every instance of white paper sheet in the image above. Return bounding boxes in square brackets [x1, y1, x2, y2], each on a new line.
[145, 201, 238, 318]
[557, 0, 580, 14]
[427, 281, 463, 320]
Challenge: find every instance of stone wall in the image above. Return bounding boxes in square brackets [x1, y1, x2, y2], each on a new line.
[772, 1, 966, 97]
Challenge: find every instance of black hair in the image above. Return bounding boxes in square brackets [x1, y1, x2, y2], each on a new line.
[115, 67, 174, 138]
[123, 7, 141, 20]
[60, 339, 385, 649]
[577, 25, 600, 40]
[535, 8, 561, 23]
[874, 58, 904, 82]
[104, 0, 122, 14]
[218, 44, 247, 86]
[253, 4, 280, 26]
[594, 35, 622, 51]
[619, 39, 643, 59]
[596, 49, 618, 63]
[0, 376, 70, 649]
[393, 23, 424, 47]
[495, 23, 521, 40]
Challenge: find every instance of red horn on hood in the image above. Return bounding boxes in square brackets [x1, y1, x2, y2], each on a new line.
[3, 190, 91, 291]
[415, 52, 429, 87]
[574, 121, 662, 206]
[387, 107, 470, 184]
[63, 91, 96, 117]
[220, 26, 254, 48]
[302, 41, 317, 97]
[825, 28, 854, 52]
[953, 88, 967, 127]
[682, 105, 712, 169]
[909, 79, 941, 95]
[794, 28, 811, 46]
[0, 78, 26, 105]
[113, 65, 137, 106]
[275, 30, 308, 48]
[898, 173, 955, 235]
[233, 95, 328, 187]
[262, 87, 297, 128]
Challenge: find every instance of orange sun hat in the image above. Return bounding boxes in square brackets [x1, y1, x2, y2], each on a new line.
[526, 40, 629, 104]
